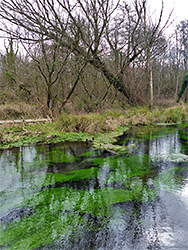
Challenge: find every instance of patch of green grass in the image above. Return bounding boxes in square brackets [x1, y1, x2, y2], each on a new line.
[160, 106, 188, 124]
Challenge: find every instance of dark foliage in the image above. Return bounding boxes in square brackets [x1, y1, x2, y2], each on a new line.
[177, 74, 188, 102]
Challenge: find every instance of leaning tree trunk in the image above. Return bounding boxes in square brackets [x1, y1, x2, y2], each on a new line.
[177, 74, 188, 103]
[89, 55, 136, 105]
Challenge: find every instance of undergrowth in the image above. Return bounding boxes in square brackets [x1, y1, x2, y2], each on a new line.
[0, 103, 188, 149]
[54, 103, 188, 132]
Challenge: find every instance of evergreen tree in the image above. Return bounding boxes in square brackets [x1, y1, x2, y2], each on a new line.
[177, 74, 188, 102]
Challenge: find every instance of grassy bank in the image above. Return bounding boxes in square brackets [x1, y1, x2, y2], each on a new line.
[0, 103, 188, 150]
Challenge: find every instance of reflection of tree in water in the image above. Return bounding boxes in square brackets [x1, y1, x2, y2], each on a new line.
[2, 125, 188, 249]
[121, 198, 167, 249]
[72, 199, 164, 249]
[178, 125, 188, 155]
[93, 128, 188, 249]
[45, 142, 96, 173]
[0, 146, 34, 189]
[30, 142, 104, 248]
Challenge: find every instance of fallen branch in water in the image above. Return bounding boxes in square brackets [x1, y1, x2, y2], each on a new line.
[0, 118, 51, 125]
[104, 147, 119, 155]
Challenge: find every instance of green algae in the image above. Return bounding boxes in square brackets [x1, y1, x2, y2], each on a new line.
[48, 150, 78, 163]
[80, 151, 97, 157]
[20, 167, 100, 190]
[0, 178, 162, 249]
[90, 154, 151, 175]
[152, 153, 188, 163]
[0, 187, 135, 249]
[0, 209, 88, 250]
[89, 154, 158, 202]
[0, 152, 159, 249]
[128, 125, 177, 140]
[34, 187, 134, 216]
[42, 167, 99, 186]
[2, 122, 188, 249]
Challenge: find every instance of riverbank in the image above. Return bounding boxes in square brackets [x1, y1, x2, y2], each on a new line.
[0, 104, 188, 150]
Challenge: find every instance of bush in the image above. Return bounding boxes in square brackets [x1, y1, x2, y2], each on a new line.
[160, 106, 187, 123]
[55, 113, 105, 133]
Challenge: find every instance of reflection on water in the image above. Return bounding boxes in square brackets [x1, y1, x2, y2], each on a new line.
[1, 125, 188, 249]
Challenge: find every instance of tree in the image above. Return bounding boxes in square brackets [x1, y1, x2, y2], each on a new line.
[0, 37, 21, 103]
[177, 74, 188, 103]
[0, 0, 171, 105]
[177, 20, 188, 71]
[3, 37, 18, 87]
[22, 38, 71, 115]
[172, 19, 188, 102]
[142, 0, 169, 107]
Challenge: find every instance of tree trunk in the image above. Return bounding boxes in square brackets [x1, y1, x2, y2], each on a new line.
[90, 55, 135, 105]
[149, 66, 153, 107]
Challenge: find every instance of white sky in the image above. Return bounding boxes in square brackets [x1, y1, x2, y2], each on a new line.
[149, 0, 188, 26]
[0, 0, 188, 52]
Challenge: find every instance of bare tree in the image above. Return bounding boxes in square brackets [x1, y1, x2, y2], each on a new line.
[3, 37, 18, 87]
[177, 20, 188, 71]
[142, 0, 169, 107]
[0, 0, 171, 105]
[175, 19, 188, 102]
[22, 37, 71, 115]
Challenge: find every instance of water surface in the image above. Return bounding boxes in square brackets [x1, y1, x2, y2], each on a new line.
[1, 124, 188, 249]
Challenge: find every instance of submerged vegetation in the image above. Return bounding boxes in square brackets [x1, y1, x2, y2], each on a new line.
[1, 127, 188, 249]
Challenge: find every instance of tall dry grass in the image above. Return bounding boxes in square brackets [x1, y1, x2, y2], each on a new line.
[54, 104, 188, 133]
[0, 103, 45, 120]
[1, 101, 188, 134]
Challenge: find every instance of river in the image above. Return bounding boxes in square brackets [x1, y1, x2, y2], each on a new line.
[1, 123, 188, 249]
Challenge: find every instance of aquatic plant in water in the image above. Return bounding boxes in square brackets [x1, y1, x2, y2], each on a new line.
[1, 122, 188, 249]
